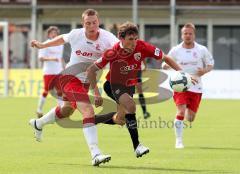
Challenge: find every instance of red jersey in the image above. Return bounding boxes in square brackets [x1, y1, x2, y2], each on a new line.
[95, 40, 163, 86]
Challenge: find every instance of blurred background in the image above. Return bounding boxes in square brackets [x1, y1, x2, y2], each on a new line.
[0, 0, 240, 98]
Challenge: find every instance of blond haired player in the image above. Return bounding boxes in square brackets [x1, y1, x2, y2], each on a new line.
[163, 23, 214, 149]
[29, 9, 118, 166]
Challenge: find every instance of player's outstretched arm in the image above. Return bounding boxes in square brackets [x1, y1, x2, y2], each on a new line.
[163, 54, 182, 71]
[87, 64, 103, 107]
[31, 35, 65, 49]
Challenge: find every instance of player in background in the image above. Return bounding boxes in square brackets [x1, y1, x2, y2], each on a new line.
[163, 23, 214, 149]
[29, 9, 118, 166]
[36, 26, 65, 118]
[136, 60, 151, 119]
[87, 21, 183, 157]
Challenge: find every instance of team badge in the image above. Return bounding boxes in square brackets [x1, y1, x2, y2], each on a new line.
[95, 44, 100, 51]
[154, 48, 160, 56]
[134, 52, 141, 61]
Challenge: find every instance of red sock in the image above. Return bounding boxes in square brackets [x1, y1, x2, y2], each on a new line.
[55, 106, 63, 119]
[176, 115, 184, 121]
[83, 117, 95, 125]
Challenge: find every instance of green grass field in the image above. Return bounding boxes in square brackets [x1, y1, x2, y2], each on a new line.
[0, 98, 239, 174]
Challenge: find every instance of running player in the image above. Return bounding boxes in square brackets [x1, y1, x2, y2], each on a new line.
[87, 21, 183, 157]
[36, 26, 64, 118]
[29, 9, 118, 166]
[163, 23, 214, 149]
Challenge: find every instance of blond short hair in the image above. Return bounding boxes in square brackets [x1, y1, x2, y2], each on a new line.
[82, 9, 99, 21]
[181, 23, 196, 33]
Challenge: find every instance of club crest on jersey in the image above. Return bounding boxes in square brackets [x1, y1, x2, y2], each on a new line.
[193, 52, 198, 59]
[134, 52, 141, 61]
[154, 48, 161, 56]
[95, 44, 100, 51]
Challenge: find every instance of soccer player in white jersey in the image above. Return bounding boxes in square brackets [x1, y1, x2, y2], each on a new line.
[163, 23, 214, 149]
[36, 26, 65, 118]
[29, 9, 118, 166]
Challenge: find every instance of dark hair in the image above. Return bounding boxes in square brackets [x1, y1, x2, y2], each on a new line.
[118, 21, 138, 39]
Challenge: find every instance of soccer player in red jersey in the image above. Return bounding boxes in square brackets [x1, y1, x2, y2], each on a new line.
[87, 21, 182, 157]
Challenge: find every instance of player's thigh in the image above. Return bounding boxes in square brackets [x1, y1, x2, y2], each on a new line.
[118, 93, 136, 113]
[187, 92, 202, 113]
[185, 109, 196, 122]
[76, 101, 94, 119]
[173, 92, 188, 115]
[176, 104, 187, 116]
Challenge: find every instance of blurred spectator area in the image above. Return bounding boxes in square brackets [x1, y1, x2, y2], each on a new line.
[1, 0, 240, 5]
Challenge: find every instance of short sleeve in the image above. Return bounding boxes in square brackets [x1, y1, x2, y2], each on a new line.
[109, 33, 119, 47]
[202, 47, 214, 66]
[62, 33, 70, 43]
[167, 47, 177, 60]
[143, 41, 164, 60]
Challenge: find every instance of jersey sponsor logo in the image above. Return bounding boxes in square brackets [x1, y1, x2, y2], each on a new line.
[75, 50, 93, 57]
[154, 48, 161, 56]
[134, 52, 141, 61]
[120, 64, 137, 72]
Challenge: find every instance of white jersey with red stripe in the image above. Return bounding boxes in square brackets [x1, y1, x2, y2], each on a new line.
[38, 39, 64, 75]
[62, 28, 119, 82]
[168, 42, 214, 93]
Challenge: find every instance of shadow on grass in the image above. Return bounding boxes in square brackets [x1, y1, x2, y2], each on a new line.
[188, 146, 240, 151]
[48, 163, 232, 173]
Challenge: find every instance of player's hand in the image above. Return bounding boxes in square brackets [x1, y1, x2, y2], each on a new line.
[196, 67, 206, 76]
[31, 40, 44, 49]
[190, 75, 198, 85]
[94, 94, 103, 108]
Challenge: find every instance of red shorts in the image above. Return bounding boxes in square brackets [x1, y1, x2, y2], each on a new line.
[43, 75, 58, 92]
[173, 91, 202, 113]
[59, 75, 90, 108]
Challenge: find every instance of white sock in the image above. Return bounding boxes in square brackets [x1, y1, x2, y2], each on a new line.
[37, 95, 46, 113]
[174, 119, 183, 140]
[57, 98, 64, 107]
[36, 107, 57, 129]
[83, 124, 101, 159]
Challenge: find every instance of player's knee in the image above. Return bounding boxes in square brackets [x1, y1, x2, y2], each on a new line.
[187, 115, 195, 122]
[60, 106, 75, 118]
[125, 103, 136, 113]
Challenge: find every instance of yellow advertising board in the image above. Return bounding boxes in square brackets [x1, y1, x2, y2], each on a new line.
[0, 69, 107, 97]
[0, 69, 43, 97]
